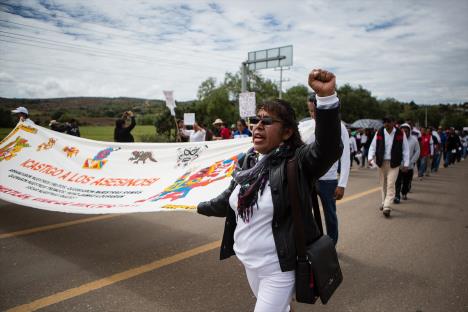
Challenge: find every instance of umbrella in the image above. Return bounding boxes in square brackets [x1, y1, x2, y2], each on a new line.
[350, 119, 383, 129]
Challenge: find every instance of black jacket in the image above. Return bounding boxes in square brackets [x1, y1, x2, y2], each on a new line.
[375, 127, 404, 168]
[114, 117, 136, 142]
[197, 106, 342, 272]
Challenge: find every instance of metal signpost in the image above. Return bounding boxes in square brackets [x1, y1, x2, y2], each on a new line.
[241, 45, 293, 99]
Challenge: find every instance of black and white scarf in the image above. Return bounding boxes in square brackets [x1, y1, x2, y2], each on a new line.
[232, 145, 293, 222]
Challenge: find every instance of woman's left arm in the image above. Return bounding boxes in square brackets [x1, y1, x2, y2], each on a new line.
[197, 180, 236, 217]
[298, 94, 342, 179]
[298, 69, 343, 179]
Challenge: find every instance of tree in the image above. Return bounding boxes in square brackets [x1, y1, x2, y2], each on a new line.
[337, 84, 382, 122]
[197, 77, 217, 100]
[223, 68, 279, 105]
[197, 86, 236, 127]
[283, 85, 309, 120]
[154, 108, 175, 139]
[440, 113, 467, 129]
[0, 107, 15, 127]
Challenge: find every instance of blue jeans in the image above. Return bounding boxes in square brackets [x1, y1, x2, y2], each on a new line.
[432, 152, 441, 172]
[418, 156, 428, 177]
[316, 180, 338, 245]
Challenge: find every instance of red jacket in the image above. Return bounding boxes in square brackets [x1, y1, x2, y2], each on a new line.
[420, 133, 432, 157]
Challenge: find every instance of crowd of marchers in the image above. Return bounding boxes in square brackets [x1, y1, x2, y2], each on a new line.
[9, 75, 468, 312]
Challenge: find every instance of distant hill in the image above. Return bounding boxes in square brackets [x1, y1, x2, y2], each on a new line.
[0, 97, 194, 126]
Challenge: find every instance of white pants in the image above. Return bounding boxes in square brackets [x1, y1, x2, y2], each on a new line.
[244, 262, 295, 312]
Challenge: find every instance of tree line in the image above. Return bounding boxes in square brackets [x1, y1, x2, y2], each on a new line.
[154, 69, 467, 138]
[1, 69, 467, 135]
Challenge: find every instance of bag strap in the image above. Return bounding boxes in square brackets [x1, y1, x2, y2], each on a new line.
[287, 157, 324, 259]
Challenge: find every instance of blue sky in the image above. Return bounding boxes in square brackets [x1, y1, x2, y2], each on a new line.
[0, 0, 467, 104]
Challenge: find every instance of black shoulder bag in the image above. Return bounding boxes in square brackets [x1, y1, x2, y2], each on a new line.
[287, 158, 343, 304]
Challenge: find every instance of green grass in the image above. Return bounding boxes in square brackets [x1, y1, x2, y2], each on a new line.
[0, 128, 13, 142]
[0, 125, 157, 142]
[80, 125, 156, 142]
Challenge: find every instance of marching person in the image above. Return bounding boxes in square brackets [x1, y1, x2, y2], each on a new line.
[418, 127, 433, 179]
[349, 130, 360, 167]
[177, 119, 190, 142]
[189, 122, 206, 142]
[212, 119, 231, 140]
[114, 111, 136, 142]
[66, 119, 81, 137]
[197, 69, 342, 312]
[368, 116, 409, 217]
[232, 119, 252, 138]
[11, 106, 35, 126]
[394, 123, 420, 202]
[302, 93, 350, 246]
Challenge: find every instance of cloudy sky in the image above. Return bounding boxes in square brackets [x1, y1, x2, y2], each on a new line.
[0, 0, 467, 104]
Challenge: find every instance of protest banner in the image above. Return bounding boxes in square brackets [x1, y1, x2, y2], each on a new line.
[0, 123, 252, 214]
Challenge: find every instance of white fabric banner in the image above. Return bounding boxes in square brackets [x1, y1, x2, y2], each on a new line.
[163, 90, 176, 116]
[0, 123, 252, 214]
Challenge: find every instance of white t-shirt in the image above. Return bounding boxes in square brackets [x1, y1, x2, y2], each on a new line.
[189, 129, 206, 142]
[300, 121, 351, 188]
[229, 183, 278, 270]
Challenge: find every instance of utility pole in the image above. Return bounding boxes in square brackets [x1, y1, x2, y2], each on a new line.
[275, 66, 290, 99]
[425, 106, 428, 127]
[241, 62, 247, 93]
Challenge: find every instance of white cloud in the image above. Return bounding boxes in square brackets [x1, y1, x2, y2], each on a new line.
[0, 0, 467, 104]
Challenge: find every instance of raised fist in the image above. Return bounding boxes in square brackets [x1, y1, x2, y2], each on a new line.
[308, 69, 336, 97]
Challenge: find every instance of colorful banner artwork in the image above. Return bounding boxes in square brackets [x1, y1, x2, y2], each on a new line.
[0, 123, 252, 214]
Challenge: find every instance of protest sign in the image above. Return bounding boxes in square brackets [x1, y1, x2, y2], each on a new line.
[163, 90, 176, 116]
[184, 113, 195, 126]
[239, 92, 256, 118]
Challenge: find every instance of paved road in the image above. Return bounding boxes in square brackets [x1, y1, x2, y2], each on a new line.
[1, 161, 467, 312]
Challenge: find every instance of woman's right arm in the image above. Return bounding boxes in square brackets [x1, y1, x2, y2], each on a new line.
[197, 180, 236, 217]
[127, 116, 136, 131]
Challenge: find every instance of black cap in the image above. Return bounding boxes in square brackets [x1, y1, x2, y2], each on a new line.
[382, 115, 394, 123]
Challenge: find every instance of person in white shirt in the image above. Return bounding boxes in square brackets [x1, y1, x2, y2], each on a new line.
[11, 106, 35, 126]
[394, 123, 420, 202]
[177, 119, 191, 142]
[368, 116, 409, 217]
[348, 131, 360, 167]
[360, 129, 368, 167]
[301, 94, 350, 245]
[189, 122, 206, 142]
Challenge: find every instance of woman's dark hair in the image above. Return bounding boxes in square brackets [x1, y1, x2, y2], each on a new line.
[259, 99, 303, 150]
[238, 118, 247, 128]
[115, 118, 125, 129]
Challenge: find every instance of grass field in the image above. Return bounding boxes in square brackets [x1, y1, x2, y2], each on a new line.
[0, 125, 157, 142]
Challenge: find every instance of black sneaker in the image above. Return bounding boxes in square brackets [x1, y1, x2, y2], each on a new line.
[393, 197, 400, 204]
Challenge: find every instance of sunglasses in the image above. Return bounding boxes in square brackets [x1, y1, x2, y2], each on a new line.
[250, 115, 282, 126]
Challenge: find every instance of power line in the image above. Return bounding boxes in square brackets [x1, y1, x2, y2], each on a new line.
[0, 30, 210, 66]
[0, 37, 233, 72]
[0, 57, 164, 81]
[0, 9, 243, 63]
